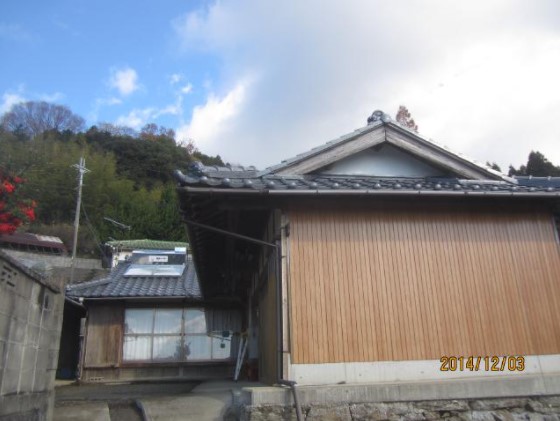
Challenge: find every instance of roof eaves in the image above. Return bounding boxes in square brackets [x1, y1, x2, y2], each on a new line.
[260, 121, 384, 175]
[385, 121, 515, 183]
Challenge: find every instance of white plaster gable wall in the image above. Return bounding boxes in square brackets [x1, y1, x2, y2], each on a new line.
[317, 144, 447, 177]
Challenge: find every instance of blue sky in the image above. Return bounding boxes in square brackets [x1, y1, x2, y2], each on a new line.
[2, 1, 560, 170]
[1, 1, 213, 129]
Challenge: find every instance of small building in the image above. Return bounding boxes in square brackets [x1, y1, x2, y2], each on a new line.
[66, 247, 242, 382]
[0, 250, 64, 421]
[174, 110, 560, 394]
[104, 239, 189, 268]
[0, 233, 67, 255]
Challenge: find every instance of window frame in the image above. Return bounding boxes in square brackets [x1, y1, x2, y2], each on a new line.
[122, 306, 238, 365]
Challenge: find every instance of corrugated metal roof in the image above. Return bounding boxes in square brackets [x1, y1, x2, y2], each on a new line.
[66, 255, 201, 299]
[106, 239, 189, 251]
[0, 232, 67, 251]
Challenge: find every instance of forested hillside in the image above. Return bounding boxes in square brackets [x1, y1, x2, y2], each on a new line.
[1, 102, 559, 258]
[0, 101, 223, 257]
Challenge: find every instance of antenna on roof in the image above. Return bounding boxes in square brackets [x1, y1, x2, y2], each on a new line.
[104, 217, 131, 231]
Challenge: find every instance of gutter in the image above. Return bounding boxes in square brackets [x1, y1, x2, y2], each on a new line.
[178, 186, 560, 198]
[64, 296, 87, 310]
[71, 296, 206, 301]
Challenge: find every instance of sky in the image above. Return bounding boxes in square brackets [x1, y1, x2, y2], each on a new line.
[1, 0, 559, 171]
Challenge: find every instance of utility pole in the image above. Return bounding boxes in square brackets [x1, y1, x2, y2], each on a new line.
[70, 157, 90, 283]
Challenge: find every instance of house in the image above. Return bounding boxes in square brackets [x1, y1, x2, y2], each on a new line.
[104, 239, 188, 268]
[173, 110, 560, 389]
[0, 249, 64, 421]
[0, 232, 67, 255]
[65, 247, 242, 382]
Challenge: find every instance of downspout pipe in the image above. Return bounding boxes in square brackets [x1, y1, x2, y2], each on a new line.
[276, 233, 303, 421]
[278, 380, 303, 421]
[274, 240, 282, 383]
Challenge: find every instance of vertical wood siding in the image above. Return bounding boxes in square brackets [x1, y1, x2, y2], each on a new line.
[287, 206, 560, 364]
[84, 304, 124, 367]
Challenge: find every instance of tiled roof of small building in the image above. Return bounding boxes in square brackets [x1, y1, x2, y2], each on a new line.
[66, 255, 201, 299]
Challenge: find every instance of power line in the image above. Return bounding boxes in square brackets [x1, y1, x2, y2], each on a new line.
[82, 205, 108, 260]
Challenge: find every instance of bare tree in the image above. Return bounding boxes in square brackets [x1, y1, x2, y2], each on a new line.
[96, 122, 138, 137]
[395, 105, 418, 132]
[140, 123, 175, 141]
[0, 101, 85, 137]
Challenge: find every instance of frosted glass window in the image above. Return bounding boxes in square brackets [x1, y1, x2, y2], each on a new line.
[185, 309, 207, 333]
[153, 336, 182, 361]
[154, 309, 182, 334]
[186, 335, 211, 360]
[123, 336, 151, 361]
[125, 309, 153, 334]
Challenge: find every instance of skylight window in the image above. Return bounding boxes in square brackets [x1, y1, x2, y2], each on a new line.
[124, 264, 185, 277]
[123, 249, 187, 277]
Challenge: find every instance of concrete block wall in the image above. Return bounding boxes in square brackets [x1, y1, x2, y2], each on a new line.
[1, 249, 108, 283]
[0, 257, 64, 421]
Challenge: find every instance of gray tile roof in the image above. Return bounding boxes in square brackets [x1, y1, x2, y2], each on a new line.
[174, 113, 560, 198]
[175, 168, 560, 196]
[514, 176, 560, 188]
[66, 256, 202, 300]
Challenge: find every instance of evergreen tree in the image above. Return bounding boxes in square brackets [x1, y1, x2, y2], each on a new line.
[508, 151, 560, 177]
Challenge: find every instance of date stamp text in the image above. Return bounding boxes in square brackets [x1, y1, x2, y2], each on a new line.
[440, 356, 525, 372]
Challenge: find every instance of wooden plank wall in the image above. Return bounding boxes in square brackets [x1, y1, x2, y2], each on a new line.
[84, 303, 124, 367]
[287, 206, 560, 364]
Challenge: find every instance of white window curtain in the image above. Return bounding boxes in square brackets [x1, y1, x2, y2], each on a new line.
[122, 307, 241, 362]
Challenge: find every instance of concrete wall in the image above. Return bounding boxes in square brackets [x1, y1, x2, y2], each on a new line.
[81, 363, 235, 382]
[1, 249, 107, 284]
[0, 255, 64, 421]
[238, 375, 560, 419]
[239, 395, 560, 420]
[1, 250, 102, 270]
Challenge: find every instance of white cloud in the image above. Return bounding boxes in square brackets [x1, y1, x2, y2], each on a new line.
[114, 94, 185, 129]
[109, 67, 139, 96]
[154, 95, 184, 118]
[176, 80, 248, 151]
[180, 83, 193, 95]
[115, 108, 155, 130]
[39, 92, 64, 102]
[170, 73, 182, 84]
[0, 92, 26, 114]
[173, 0, 560, 169]
[89, 96, 123, 122]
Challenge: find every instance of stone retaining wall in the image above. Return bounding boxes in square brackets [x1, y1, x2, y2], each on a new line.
[238, 395, 560, 420]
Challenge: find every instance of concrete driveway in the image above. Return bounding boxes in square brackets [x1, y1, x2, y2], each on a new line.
[54, 380, 257, 421]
